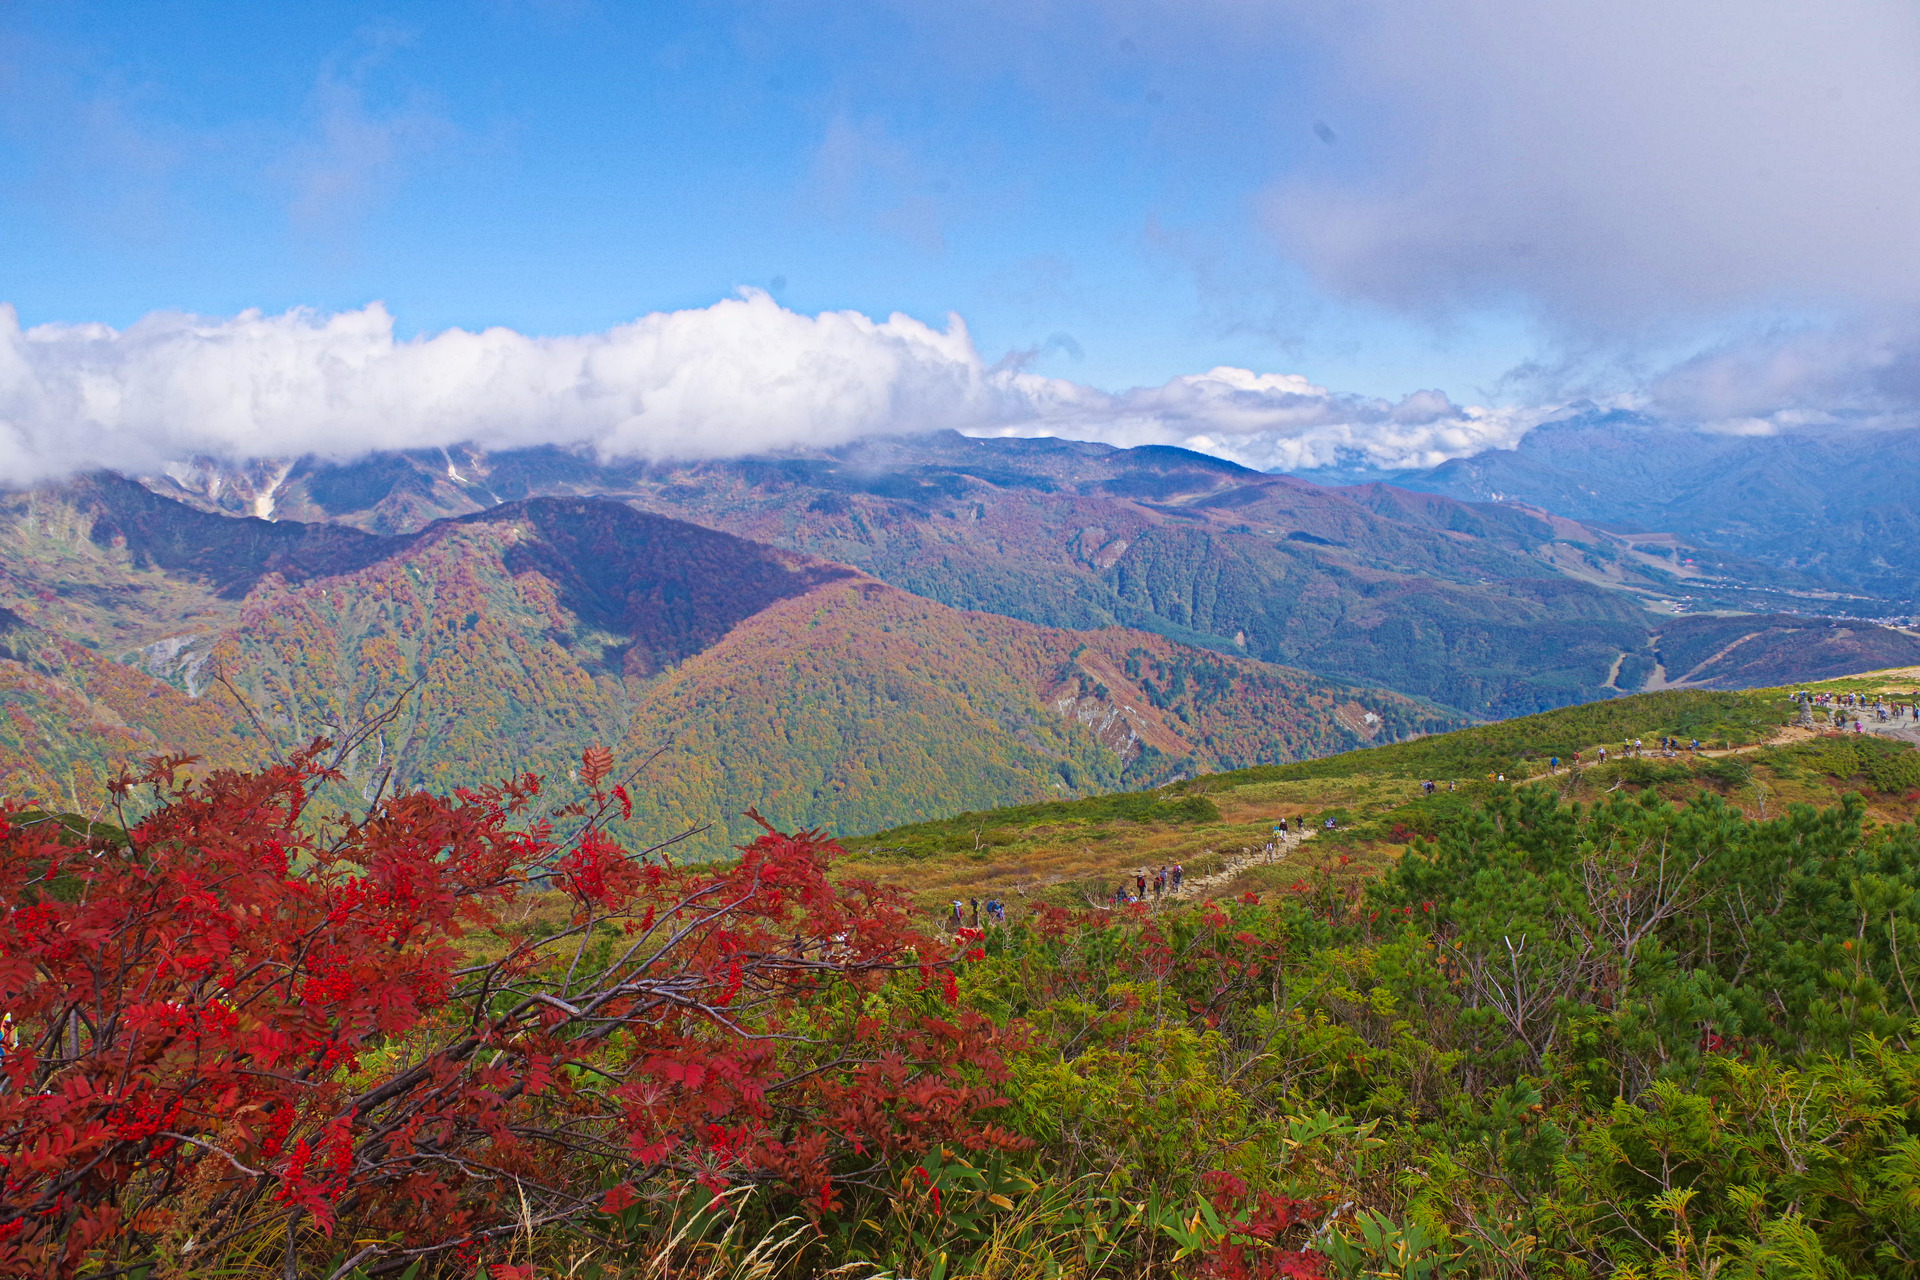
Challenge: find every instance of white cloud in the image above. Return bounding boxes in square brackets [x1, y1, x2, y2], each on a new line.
[1262, 0, 1920, 328]
[0, 293, 1547, 485]
[990, 365, 1546, 472]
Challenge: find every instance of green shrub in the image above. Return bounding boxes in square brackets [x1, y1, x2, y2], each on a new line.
[1616, 759, 1691, 787]
[1869, 747, 1920, 794]
[1810, 740, 1864, 779]
[1693, 756, 1752, 788]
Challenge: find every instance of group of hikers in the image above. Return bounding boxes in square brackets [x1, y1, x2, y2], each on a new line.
[1112, 864, 1184, 906]
[1796, 689, 1919, 732]
[1256, 812, 1338, 861]
[947, 897, 1007, 931]
[1536, 737, 1704, 774]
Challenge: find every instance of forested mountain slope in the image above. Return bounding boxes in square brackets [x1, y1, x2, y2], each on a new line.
[0, 482, 1454, 849]
[1653, 612, 1920, 687]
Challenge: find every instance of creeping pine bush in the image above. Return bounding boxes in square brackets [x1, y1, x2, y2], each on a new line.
[1870, 746, 1920, 794]
[1792, 735, 1920, 793]
[0, 745, 1016, 1278]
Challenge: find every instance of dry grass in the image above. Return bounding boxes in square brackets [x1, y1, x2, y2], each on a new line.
[844, 774, 1436, 914]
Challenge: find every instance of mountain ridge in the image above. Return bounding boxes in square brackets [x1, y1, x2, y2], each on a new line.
[1306, 413, 1920, 611]
[132, 436, 1725, 715]
[0, 482, 1458, 850]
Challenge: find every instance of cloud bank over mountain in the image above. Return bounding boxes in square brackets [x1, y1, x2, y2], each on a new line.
[1643, 315, 1920, 436]
[1245, 0, 1920, 441]
[0, 293, 1537, 484]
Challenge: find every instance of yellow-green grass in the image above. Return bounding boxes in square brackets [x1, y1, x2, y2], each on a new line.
[839, 772, 1433, 912]
[838, 678, 1920, 915]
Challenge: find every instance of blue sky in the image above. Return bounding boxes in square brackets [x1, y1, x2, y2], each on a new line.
[0, 1, 1544, 398]
[2, 1, 1918, 483]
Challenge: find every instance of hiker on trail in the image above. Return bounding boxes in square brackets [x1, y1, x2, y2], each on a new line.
[1448, 781, 1456, 792]
[1136, 872, 1147, 899]
[1549, 756, 1559, 773]
[1173, 864, 1184, 890]
[970, 898, 981, 928]
[1691, 739, 1701, 753]
[1324, 816, 1337, 831]
[1279, 817, 1290, 839]
[1598, 746, 1608, 762]
[950, 901, 964, 930]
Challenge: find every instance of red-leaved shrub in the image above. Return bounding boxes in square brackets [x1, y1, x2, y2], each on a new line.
[0, 746, 1013, 1276]
[1193, 1172, 1327, 1280]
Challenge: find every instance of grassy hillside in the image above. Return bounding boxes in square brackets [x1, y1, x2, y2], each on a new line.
[840, 681, 1912, 910]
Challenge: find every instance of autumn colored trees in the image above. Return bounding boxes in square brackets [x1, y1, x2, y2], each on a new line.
[0, 746, 1013, 1277]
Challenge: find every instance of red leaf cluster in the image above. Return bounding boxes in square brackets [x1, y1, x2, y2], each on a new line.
[1193, 1171, 1328, 1280]
[0, 746, 1012, 1276]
